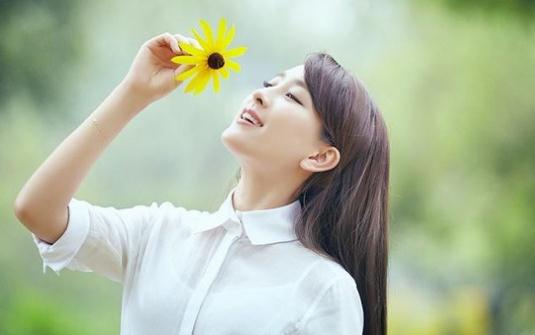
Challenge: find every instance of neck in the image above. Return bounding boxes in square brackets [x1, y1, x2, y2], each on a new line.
[232, 167, 304, 212]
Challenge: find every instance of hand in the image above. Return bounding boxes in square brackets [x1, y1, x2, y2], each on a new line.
[121, 32, 202, 104]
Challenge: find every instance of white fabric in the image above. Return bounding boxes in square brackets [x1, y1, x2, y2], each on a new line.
[31, 186, 364, 334]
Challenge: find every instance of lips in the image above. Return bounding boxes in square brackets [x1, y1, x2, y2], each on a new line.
[240, 108, 263, 127]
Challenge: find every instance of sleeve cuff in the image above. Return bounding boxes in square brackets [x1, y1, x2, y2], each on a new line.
[31, 198, 91, 275]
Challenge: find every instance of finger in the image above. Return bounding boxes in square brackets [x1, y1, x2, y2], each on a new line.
[173, 33, 190, 45]
[173, 33, 192, 54]
[174, 34, 204, 55]
[162, 32, 180, 54]
[186, 37, 203, 51]
[148, 32, 180, 54]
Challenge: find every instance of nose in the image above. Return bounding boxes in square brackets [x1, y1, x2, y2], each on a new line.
[252, 87, 269, 109]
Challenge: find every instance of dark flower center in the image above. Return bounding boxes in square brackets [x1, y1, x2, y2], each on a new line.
[207, 52, 225, 69]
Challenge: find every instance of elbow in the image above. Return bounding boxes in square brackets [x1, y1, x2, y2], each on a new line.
[13, 195, 39, 225]
[13, 195, 69, 242]
[13, 196, 33, 226]
[13, 197, 64, 244]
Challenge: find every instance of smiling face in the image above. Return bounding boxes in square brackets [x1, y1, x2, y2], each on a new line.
[221, 64, 339, 176]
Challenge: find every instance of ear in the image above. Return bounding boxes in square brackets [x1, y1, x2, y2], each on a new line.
[299, 146, 340, 173]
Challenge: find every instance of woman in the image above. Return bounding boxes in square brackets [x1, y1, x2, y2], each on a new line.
[14, 32, 389, 335]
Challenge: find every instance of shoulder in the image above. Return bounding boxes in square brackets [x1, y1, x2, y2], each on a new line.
[154, 201, 207, 219]
[291, 242, 354, 284]
[289, 246, 363, 332]
[148, 201, 213, 231]
[288, 243, 357, 300]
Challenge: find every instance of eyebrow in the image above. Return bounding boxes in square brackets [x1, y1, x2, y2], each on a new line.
[273, 72, 308, 91]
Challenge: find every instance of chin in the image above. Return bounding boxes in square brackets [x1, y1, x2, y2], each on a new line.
[220, 128, 260, 161]
[221, 127, 244, 155]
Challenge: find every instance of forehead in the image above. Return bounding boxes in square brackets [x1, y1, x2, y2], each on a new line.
[275, 64, 304, 80]
[272, 64, 308, 92]
[272, 64, 319, 116]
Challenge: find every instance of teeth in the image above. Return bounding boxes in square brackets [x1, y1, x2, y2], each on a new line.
[242, 112, 261, 126]
[241, 115, 255, 125]
[240, 114, 251, 123]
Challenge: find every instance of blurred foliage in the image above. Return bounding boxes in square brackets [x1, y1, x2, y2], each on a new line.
[1, 0, 534, 334]
[375, 1, 535, 333]
[437, 0, 535, 19]
[388, 286, 490, 334]
[0, 0, 87, 114]
[0, 287, 91, 335]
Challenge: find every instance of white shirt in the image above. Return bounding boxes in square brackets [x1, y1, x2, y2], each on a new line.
[31, 186, 364, 334]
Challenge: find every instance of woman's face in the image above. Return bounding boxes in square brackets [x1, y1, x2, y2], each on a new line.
[221, 64, 327, 174]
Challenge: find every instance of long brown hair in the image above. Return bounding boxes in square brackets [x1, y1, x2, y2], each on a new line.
[297, 52, 390, 335]
[229, 52, 389, 334]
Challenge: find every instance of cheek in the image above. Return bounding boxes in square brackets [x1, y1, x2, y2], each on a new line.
[263, 114, 317, 159]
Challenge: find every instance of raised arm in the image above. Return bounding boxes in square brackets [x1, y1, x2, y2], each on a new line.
[14, 32, 200, 244]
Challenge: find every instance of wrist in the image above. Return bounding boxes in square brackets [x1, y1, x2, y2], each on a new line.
[115, 80, 153, 113]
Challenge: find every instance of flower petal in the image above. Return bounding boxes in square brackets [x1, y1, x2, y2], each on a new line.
[171, 55, 205, 65]
[215, 18, 227, 50]
[178, 41, 205, 57]
[220, 66, 230, 79]
[184, 67, 208, 93]
[226, 59, 241, 73]
[221, 24, 236, 49]
[194, 70, 212, 95]
[200, 19, 215, 49]
[191, 28, 210, 52]
[212, 70, 220, 93]
[222, 46, 247, 58]
[176, 64, 204, 82]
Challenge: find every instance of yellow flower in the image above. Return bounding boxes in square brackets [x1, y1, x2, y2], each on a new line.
[171, 18, 247, 95]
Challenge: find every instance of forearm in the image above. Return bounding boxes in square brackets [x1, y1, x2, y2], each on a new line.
[14, 81, 150, 241]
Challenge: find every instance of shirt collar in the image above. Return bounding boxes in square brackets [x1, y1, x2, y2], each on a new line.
[191, 186, 301, 245]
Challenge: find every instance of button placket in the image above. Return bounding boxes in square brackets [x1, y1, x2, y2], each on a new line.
[178, 222, 241, 335]
[225, 220, 243, 239]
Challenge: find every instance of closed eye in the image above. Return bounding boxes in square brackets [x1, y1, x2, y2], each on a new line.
[262, 80, 303, 106]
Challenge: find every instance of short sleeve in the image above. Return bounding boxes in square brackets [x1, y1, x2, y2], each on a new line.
[297, 276, 364, 335]
[31, 197, 164, 283]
